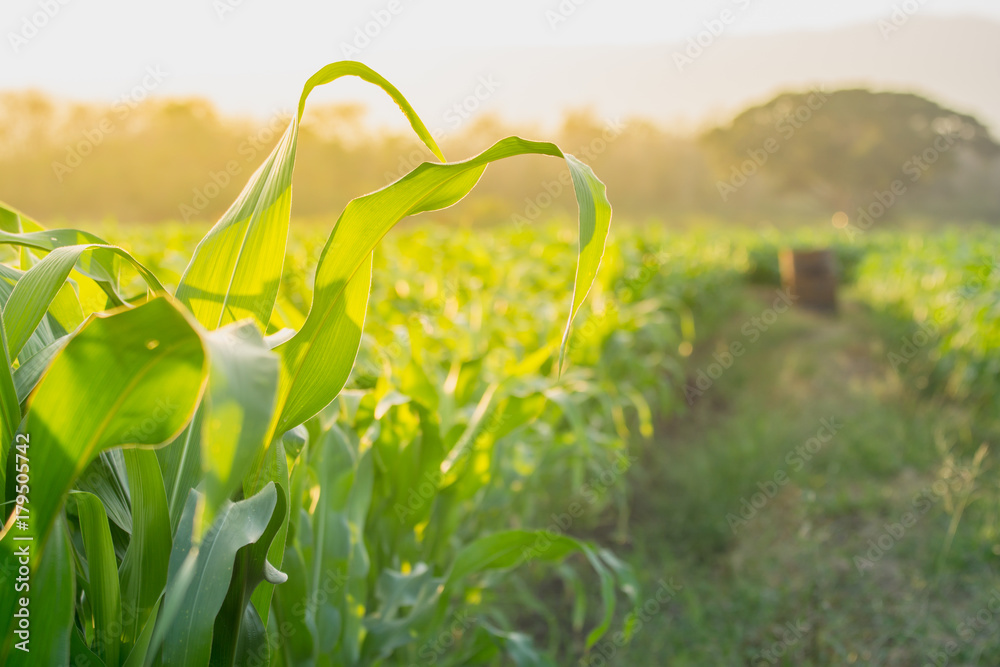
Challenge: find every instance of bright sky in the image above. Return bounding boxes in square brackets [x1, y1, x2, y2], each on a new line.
[1, 0, 998, 121]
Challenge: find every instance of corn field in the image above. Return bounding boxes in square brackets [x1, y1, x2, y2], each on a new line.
[0, 62, 637, 667]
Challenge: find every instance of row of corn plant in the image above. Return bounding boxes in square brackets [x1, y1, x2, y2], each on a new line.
[849, 228, 1000, 417]
[0, 62, 637, 666]
[83, 219, 746, 659]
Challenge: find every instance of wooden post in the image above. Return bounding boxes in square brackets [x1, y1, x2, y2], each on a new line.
[779, 248, 838, 311]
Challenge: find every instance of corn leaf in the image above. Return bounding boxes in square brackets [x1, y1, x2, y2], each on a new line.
[0, 309, 20, 506]
[0, 201, 44, 234]
[0, 297, 207, 649]
[0, 263, 78, 364]
[71, 491, 122, 667]
[157, 408, 205, 535]
[1, 517, 76, 665]
[200, 322, 280, 530]
[175, 61, 443, 332]
[3, 244, 165, 361]
[118, 450, 172, 652]
[246, 439, 291, 628]
[0, 229, 123, 287]
[12, 335, 69, 404]
[76, 450, 133, 536]
[274, 137, 611, 432]
[122, 598, 161, 667]
[153, 483, 280, 667]
[210, 482, 288, 667]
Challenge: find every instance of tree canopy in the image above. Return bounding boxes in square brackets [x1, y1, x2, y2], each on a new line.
[702, 89, 999, 215]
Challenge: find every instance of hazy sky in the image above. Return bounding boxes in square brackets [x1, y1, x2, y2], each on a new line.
[2, 0, 998, 123]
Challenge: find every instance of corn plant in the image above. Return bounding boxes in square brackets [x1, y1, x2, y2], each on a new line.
[0, 62, 631, 666]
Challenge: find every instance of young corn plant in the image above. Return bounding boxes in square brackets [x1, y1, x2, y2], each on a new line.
[0, 62, 627, 666]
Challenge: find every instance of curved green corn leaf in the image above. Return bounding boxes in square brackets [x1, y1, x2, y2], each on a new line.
[444, 530, 576, 584]
[210, 483, 288, 667]
[0, 312, 20, 506]
[0, 297, 205, 549]
[48, 279, 85, 333]
[157, 323, 280, 540]
[76, 450, 133, 535]
[478, 622, 554, 667]
[119, 450, 172, 652]
[201, 322, 280, 531]
[71, 627, 106, 667]
[3, 244, 165, 361]
[443, 530, 619, 650]
[273, 137, 611, 433]
[274, 257, 372, 432]
[0, 228, 124, 287]
[232, 603, 269, 667]
[362, 564, 440, 659]
[71, 491, 122, 667]
[12, 335, 69, 404]
[0, 263, 79, 364]
[299, 427, 371, 664]
[157, 408, 204, 535]
[158, 323, 279, 540]
[0, 297, 207, 649]
[175, 61, 443, 332]
[154, 483, 279, 667]
[363, 527, 611, 662]
[296, 62, 444, 162]
[0, 201, 44, 234]
[1, 516, 75, 665]
[247, 439, 291, 629]
[270, 545, 315, 665]
[123, 597, 161, 667]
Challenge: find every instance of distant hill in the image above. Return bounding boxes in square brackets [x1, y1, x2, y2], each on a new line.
[349, 16, 1000, 135]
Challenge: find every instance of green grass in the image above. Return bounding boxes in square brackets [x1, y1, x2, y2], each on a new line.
[611, 287, 1000, 665]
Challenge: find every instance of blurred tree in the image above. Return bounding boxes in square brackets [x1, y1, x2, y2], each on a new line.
[0, 89, 998, 225]
[701, 89, 999, 219]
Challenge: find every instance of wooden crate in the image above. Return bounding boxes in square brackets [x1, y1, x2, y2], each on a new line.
[779, 248, 838, 311]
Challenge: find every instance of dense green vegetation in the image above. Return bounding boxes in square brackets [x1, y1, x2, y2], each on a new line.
[3, 61, 1000, 667]
[0, 62, 635, 667]
[12, 213, 996, 665]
